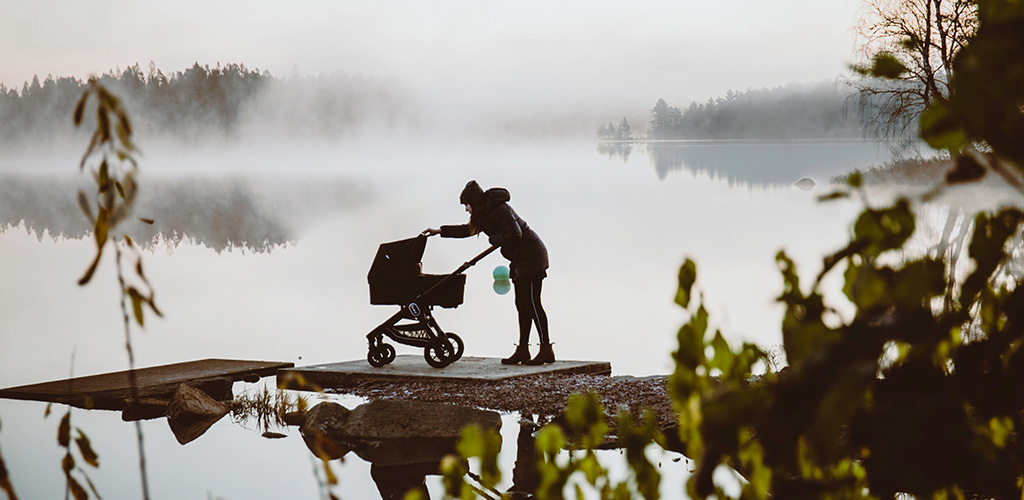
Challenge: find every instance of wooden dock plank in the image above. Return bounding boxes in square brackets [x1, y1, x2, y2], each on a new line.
[0, 358, 294, 410]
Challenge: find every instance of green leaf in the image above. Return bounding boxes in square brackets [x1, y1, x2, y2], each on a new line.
[79, 131, 99, 171]
[322, 459, 337, 485]
[67, 476, 87, 500]
[535, 425, 566, 457]
[62, 452, 74, 474]
[674, 305, 709, 370]
[919, 102, 968, 152]
[116, 112, 134, 151]
[78, 249, 103, 286]
[93, 206, 109, 249]
[402, 488, 426, 500]
[782, 296, 836, 364]
[843, 261, 888, 310]
[127, 287, 145, 327]
[961, 209, 1024, 307]
[847, 171, 863, 189]
[946, 154, 987, 184]
[97, 161, 109, 193]
[75, 430, 99, 468]
[675, 259, 697, 309]
[96, 105, 110, 143]
[58, 412, 71, 448]
[776, 251, 802, 303]
[891, 259, 946, 307]
[564, 392, 608, 448]
[77, 191, 93, 223]
[818, 191, 850, 202]
[0, 451, 15, 500]
[900, 36, 922, 51]
[73, 91, 88, 126]
[578, 453, 604, 483]
[852, 199, 915, 258]
[870, 52, 908, 79]
[708, 331, 735, 376]
[455, 425, 481, 456]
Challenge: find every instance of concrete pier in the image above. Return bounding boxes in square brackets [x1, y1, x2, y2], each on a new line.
[277, 355, 611, 391]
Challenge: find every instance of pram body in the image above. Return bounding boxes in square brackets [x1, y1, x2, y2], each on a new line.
[366, 234, 497, 368]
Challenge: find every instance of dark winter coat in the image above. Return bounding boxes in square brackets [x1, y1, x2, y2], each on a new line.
[440, 188, 549, 280]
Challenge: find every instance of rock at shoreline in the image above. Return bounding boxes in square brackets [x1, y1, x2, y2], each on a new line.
[166, 383, 231, 445]
[794, 177, 816, 190]
[300, 401, 353, 460]
[300, 399, 501, 466]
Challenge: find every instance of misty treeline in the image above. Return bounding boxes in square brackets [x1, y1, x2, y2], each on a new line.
[0, 62, 413, 148]
[600, 82, 882, 141]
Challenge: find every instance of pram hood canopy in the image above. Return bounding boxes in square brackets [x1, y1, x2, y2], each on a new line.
[368, 235, 427, 283]
[367, 234, 466, 308]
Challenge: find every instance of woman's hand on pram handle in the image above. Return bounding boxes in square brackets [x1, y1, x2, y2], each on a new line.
[422, 228, 441, 237]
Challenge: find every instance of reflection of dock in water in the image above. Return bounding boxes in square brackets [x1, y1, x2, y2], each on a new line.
[0, 358, 293, 412]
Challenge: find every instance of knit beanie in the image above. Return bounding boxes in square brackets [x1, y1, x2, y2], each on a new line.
[459, 180, 485, 205]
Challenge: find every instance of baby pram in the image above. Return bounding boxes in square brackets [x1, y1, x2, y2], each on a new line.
[366, 234, 497, 368]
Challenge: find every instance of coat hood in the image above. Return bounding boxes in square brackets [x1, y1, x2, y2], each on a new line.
[485, 187, 510, 203]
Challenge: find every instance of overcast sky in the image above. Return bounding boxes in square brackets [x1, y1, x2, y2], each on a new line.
[1, 0, 863, 113]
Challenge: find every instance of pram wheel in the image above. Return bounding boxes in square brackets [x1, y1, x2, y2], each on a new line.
[368, 343, 396, 367]
[423, 333, 465, 368]
[444, 332, 464, 362]
[424, 338, 454, 368]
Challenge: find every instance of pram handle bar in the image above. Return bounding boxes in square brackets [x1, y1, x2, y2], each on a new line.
[455, 244, 500, 274]
[412, 244, 500, 304]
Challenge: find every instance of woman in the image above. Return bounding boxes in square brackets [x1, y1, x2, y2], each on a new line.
[424, 180, 553, 365]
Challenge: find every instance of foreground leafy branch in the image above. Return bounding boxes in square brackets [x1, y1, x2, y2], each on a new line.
[436, 5, 1024, 498]
[73, 78, 160, 500]
[0, 417, 15, 500]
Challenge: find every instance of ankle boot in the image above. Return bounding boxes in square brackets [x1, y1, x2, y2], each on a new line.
[501, 344, 532, 365]
[525, 343, 555, 365]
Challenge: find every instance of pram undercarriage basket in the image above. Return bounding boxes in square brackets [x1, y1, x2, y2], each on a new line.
[365, 235, 497, 368]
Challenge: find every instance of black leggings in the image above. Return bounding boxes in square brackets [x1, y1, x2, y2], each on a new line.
[514, 276, 550, 345]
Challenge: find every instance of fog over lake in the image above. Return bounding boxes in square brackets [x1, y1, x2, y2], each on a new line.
[3, 0, 1009, 498]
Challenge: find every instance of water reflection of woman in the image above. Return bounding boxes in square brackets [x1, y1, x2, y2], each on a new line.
[424, 180, 554, 365]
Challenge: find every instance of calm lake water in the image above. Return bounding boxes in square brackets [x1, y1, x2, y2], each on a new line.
[0, 138, 912, 498]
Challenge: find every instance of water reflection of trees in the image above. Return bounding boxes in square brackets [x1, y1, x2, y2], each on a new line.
[0, 174, 367, 252]
[597, 140, 888, 188]
[877, 192, 1024, 341]
[595, 142, 632, 163]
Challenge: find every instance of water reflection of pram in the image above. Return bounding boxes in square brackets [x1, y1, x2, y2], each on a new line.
[366, 234, 498, 368]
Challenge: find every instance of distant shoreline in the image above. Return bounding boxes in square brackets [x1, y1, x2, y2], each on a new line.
[598, 138, 883, 145]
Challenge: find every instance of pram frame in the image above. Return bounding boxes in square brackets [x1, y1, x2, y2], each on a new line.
[367, 243, 499, 368]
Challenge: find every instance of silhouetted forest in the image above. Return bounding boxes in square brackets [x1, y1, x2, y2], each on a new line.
[610, 83, 877, 141]
[0, 62, 414, 148]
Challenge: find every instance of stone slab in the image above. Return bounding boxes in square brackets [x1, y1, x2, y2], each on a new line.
[0, 358, 293, 410]
[277, 355, 611, 391]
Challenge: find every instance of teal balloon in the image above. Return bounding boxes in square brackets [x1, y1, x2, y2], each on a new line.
[493, 265, 510, 281]
[493, 280, 511, 295]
